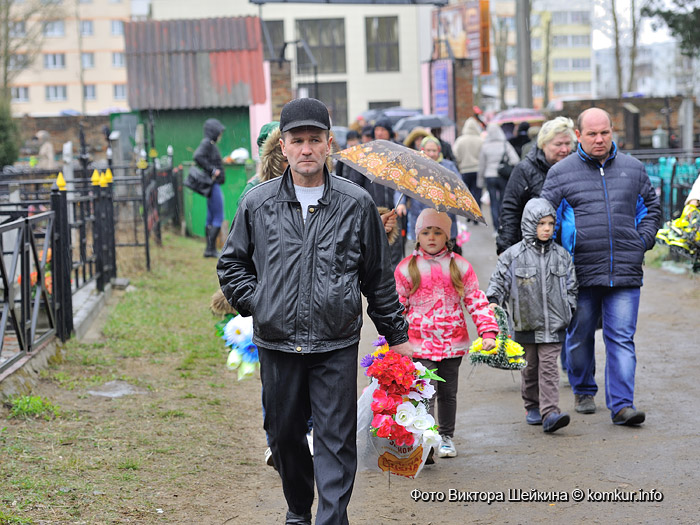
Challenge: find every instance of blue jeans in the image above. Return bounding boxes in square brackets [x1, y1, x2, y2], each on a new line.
[206, 183, 224, 228]
[565, 286, 641, 417]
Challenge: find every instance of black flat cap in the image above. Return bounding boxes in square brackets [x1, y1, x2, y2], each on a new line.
[280, 98, 331, 132]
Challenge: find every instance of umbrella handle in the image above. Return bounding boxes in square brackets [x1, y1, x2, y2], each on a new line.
[394, 193, 406, 209]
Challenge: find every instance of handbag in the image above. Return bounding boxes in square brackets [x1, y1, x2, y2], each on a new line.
[184, 165, 213, 198]
[497, 148, 514, 180]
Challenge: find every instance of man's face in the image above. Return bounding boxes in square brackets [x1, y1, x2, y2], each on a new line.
[280, 127, 331, 180]
[576, 110, 613, 161]
[374, 127, 391, 140]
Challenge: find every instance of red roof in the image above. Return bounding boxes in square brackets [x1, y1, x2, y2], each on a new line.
[124, 17, 266, 110]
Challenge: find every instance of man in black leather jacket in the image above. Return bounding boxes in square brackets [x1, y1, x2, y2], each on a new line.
[217, 98, 410, 525]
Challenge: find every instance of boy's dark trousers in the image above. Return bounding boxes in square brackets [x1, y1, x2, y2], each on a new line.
[520, 342, 562, 418]
[259, 344, 358, 525]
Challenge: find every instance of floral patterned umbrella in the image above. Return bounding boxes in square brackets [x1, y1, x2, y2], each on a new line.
[332, 140, 485, 224]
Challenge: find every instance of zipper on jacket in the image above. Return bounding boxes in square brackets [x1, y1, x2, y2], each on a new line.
[600, 167, 615, 286]
[539, 243, 550, 337]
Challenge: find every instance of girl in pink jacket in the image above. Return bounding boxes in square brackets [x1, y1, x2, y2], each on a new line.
[394, 208, 497, 460]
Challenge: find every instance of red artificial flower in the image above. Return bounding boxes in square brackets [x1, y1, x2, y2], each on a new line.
[391, 423, 415, 447]
[371, 388, 403, 415]
[366, 351, 417, 396]
[372, 414, 395, 438]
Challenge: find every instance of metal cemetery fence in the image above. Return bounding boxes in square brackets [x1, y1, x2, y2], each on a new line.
[0, 162, 181, 374]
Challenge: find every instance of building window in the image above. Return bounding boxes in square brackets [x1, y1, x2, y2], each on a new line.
[11, 86, 29, 102]
[44, 53, 66, 69]
[46, 85, 67, 101]
[80, 20, 93, 36]
[10, 21, 26, 37]
[571, 34, 590, 47]
[262, 20, 284, 61]
[112, 52, 125, 67]
[552, 35, 569, 47]
[572, 57, 590, 70]
[531, 37, 541, 51]
[41, 0, 62, 4]
[553, 58, 569, 70]
[84, 84, 96, 100]
[297, 81, 347, 126]
[368, 101, 400, 109]
[532, 60, 542, 75]
[553, 81, 590, 95]
[296, 19, 345, 74]
[505, 75, 517, 88]
[113, 84, 126, 99]
[9, 54, 29, 70]
[533, 84, 544, 98]
[111, 20, 124, 36]
[365, 16, 399, 73]
[570, 11, 590, 24]
[81, 52, 94, 68]
[43, 20, 65, 37]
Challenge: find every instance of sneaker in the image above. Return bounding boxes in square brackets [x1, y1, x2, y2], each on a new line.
[526, 408, 542, 425]
[543, 411, 570, 433]
[306, 432, 314, 456]
[264, 447, 276, 469]
[612, 407, 645, 426]
[437, 436, 457, 458]
[424, 447, 435, 465]
[574, 394, 596, 414]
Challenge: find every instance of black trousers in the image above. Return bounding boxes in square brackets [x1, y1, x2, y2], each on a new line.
[259, 344, 359, 525]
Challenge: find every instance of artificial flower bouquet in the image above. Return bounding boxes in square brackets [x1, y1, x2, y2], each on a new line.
[468, 304, 526, 370]
[215, 314, 259, 380]
[356, 337, 443, 479]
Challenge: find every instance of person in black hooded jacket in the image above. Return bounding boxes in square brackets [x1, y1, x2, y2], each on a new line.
[194, 118, 226, 257]
[496, 117, 576, 255]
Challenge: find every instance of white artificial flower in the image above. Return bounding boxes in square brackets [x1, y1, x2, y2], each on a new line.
[413, 361, 427, 375]
[394, 401, 417, 428]
[223, 315, 254, 347]
[407, 412, 435, 434]
[422, 428, 442, 450]
[412, 378, 436, 400]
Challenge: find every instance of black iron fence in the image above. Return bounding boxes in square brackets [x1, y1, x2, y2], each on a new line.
[0, 162, 181, 374]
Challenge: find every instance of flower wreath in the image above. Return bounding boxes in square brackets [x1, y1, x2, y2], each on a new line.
[360, 337, 443, 448]
[468, 305, 527, 370]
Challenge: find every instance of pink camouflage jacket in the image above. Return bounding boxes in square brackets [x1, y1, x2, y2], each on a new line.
[394, 247, 498, 361]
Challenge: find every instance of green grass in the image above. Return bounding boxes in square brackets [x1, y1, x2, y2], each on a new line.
[5, 396, 60, 421]
[0, 231, 253, 523]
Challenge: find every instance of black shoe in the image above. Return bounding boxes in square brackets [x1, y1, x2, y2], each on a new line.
[204, 225, 220, 258]
[285, 511, 311, 525]
[574, 394, 596, 414]
[543, 411, 570, 433]
[612, 407, 645, 426]
[424, 447, 435, 465]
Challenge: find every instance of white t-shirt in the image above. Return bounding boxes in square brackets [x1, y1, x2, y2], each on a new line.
[294, 184, 325, 222]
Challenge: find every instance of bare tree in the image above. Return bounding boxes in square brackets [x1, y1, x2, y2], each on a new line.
[0, 0, 64, 100]
[491, 15, 509, 110]
[542, 13, 552, 109]
[603, 0, 642, 98]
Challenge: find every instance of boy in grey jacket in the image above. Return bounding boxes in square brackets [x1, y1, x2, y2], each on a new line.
[486, 198, 578, 433]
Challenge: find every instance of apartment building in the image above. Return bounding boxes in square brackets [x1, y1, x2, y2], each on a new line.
[530, 0, 593, 108]
[150, 0, 433, 127]
[9, 0, 133, 117]
[481, 0, 593, 109]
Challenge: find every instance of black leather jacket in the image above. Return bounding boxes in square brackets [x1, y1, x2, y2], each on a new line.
[496, 146, 552, 254]
[217, 166, 408, 353]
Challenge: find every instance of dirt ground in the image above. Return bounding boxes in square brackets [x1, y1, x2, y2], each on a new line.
[3, 220, 699, 524]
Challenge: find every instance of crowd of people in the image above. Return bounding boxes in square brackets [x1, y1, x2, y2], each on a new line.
[210, 99, 664, 525]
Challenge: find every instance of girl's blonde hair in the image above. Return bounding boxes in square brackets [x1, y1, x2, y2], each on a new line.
[407, 241, 464, 297]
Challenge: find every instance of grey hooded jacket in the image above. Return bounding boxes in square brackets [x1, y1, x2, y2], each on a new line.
[217, 166, 408, 353]
[486, 198, 578, 344]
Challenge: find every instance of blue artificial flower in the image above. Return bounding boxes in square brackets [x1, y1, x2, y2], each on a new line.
[360, 354, 375, 368]
[372, 336, 387, 347]
[239, 342, 259, 363]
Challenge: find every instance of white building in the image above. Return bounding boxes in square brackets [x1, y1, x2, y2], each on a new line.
[150, 0, 434, 127]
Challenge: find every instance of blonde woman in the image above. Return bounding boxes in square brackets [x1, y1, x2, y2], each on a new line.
[496, 116, 577, 255]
